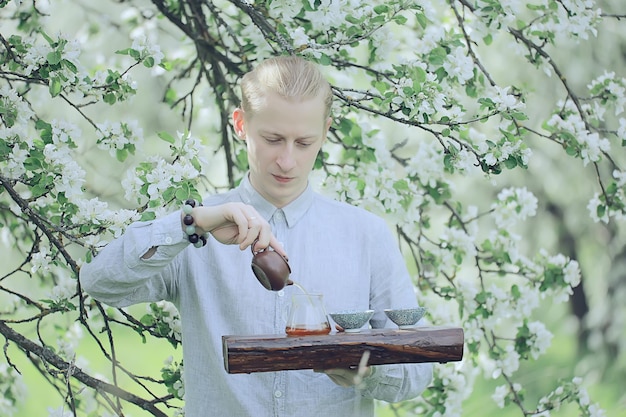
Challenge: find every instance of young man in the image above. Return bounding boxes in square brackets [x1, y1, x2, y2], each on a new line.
[80, 55, 432, 417]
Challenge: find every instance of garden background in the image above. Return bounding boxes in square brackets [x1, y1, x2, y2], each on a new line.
[1, 1, 625, 416]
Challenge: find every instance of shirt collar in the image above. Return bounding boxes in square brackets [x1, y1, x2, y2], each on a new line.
[238, 173, 313, 228]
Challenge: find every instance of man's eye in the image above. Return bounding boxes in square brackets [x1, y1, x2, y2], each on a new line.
[297, 142, 312, 147]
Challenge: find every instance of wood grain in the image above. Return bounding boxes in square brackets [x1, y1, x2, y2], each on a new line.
[223, 326, 463, 374]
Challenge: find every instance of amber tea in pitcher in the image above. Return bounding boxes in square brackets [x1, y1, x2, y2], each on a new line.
[285, 293, 331, 336]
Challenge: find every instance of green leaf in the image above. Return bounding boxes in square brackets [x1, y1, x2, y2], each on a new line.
[565, 145, 578, 156]
[428, 47, 447, 66]
[129, 49, 141, 60]
[373, 4, 389, 14]
[140, 211, 157, 221]
[35, 119, 51, 131]
[103, 93, 117, 105]
[47, 50, 62, 65]
[31, 183, 50, 197]
[606, 181, 618, 195]
[116, 148, 128, 162]
[24, 156, 43, 171]
[393, 15, 408, 25]
[49, 78, 62, 97]
[175, 187, 190, 202]
[503, 155, 518, 169]
[158, 131, 176, 144]
[454, 251, 463, 265]
[393, 179, 410, 192]
[318, 54, 331, 66]
[61, 59, 77, 73]
[511, 111, 528, 121]
[163, 187, 176, 202]
[511, 284, 521, 300]
[143, 56, 155, 68]
[373, 80, 388, 94]
[416, 13, 428, 29]
[140, 314, 155, 326]
[40, 31, 55, 46]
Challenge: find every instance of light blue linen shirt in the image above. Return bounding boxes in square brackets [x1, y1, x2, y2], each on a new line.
[80, 175, 433, 417]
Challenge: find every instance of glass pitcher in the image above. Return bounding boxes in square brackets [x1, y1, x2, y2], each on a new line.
[285, 293, 331, 336]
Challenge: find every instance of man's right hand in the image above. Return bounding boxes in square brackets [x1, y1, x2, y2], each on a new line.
[186, 202, 287, 258]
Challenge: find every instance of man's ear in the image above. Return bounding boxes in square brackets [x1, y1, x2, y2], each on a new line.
[232, 108, 246, 139]
[322, 116, 332, 143]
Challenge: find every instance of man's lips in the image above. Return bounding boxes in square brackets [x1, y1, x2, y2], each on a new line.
[273, 174, 293, 183]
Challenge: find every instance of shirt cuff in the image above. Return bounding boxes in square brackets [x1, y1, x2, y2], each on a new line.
[150, 210, 188, 246]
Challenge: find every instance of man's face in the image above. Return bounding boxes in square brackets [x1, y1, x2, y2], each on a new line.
[233, 92, 330, 208]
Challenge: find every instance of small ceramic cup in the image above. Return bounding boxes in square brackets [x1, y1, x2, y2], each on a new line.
[329, 310, 375, 333]
[384, 307, 427, 329]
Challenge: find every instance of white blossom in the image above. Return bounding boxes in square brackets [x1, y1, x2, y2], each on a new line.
[268, 0, 303, 20]
[527, 321, 553, 359]
[492, 187, 538, 229]
[617, 118, 626, 140]
[2, 144, 28, 178]
[441, 226, 477, 258]
[153, 301, 182, 342]
[0, 85, 34, 127]
[370, 27, 399, 64]
[96, 120, 144, 157]
[47, 406, 74, 417]
[514, 284, 540, 317]
[443, 46, 474, 85]
[50, 272, 77, 302]
[406, 139, 445, 188]
[290, 27, 310, 49]
[305, 0, 345, 31]
[493, 344, 520, 377]
[588, 404, 606, 417]
[492, 86, 524, 112]
[56, 322, 83, 359]
[492, 384, 508, 408]
[586, 193, 607, 223]
[0, 363, 27, 416]
[31, 246, 52, 273]
[131, 34, 165, 65]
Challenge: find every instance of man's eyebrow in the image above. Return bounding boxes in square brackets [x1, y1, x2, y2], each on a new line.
[259, 130, 317, 140]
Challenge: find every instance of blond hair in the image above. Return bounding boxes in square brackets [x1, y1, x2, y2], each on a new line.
[240, 55, 333, 120]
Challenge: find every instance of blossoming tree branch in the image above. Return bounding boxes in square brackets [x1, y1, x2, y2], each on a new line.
[1, 0, 624, 416]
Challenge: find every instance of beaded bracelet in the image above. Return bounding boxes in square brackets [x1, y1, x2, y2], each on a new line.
[182, 199, 208, 248]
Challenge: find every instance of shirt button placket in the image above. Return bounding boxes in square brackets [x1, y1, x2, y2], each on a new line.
[272, 371, 286, 416]
[270, 210, 287, 416]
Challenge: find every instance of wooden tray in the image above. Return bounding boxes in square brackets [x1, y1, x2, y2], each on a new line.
[223, 326, 463, 374]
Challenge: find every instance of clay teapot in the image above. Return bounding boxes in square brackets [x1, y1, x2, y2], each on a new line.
[251, 242, 292, 291]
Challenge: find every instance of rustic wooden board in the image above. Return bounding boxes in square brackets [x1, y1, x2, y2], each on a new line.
[222, 326, 463, 374]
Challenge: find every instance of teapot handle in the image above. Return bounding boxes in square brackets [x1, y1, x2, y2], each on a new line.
[251, 238, 280, 256]
[251, 238, 265, 255]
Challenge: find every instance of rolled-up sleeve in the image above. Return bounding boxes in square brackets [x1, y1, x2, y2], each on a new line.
[358, 362, 433, 403]
[80, 211, 188, 307]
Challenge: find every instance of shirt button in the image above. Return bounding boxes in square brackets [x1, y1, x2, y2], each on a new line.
[165, 236, 173, 244]
[277, 290, 285, 297]
[274, 390, 282, 398]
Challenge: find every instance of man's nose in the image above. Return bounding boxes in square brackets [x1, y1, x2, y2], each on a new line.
[276, 144, 296, 171]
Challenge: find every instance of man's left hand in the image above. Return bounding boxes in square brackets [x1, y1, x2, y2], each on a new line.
[315, 366, 372, 387]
